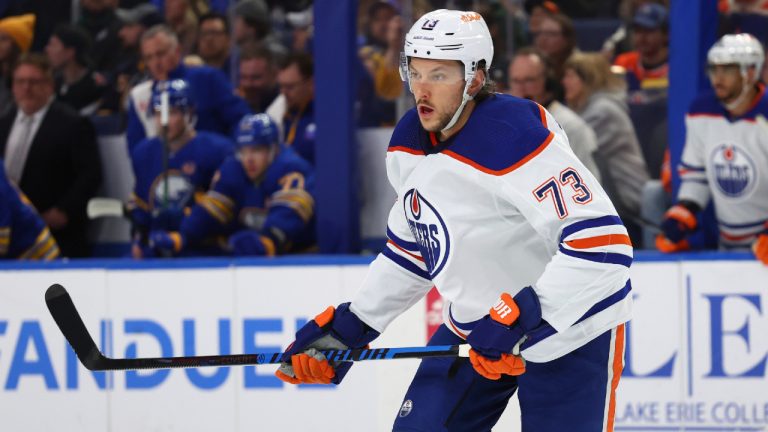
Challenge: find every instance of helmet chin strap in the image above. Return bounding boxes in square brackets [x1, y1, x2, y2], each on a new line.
[441, 72, 477, 133]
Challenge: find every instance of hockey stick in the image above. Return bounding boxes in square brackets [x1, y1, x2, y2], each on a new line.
[87, 197, 127, 219]
[45, 284, 470, 371]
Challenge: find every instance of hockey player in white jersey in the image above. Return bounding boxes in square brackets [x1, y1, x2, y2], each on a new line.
[276, 10, 632, 431]
[657, 33, 768, 265]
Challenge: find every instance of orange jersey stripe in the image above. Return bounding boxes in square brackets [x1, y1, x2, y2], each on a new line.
[565, 234, 632, 249]
[443, 132, 554, 176]
[538, 103, 548, 128]
[606, 324, 625, 432]
[388, 146, 424, 155]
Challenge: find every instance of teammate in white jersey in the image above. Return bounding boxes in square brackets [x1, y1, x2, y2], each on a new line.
[276, 10, 633, 431]
[656, 33, 768, 265]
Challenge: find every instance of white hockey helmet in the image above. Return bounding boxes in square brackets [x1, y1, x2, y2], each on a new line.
[401, 9, 494, 83]
[707, 33, 765, 80]
[400, 9, 494, 132]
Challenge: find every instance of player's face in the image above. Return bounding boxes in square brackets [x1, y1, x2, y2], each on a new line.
[154, 108, 188, 141]
[561, 68, 584, 107]
[12, 64, 54, 115]
[508, 54, 547, 103]
[141, 33, 181, 81]
[707, 63, 745, 105]
[408, 58, 466, 132]
[239, 146, 272, 181]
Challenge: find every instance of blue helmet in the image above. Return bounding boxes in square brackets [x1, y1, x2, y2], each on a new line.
[236, 113, 279, 149]
[150, 79, 194, 114]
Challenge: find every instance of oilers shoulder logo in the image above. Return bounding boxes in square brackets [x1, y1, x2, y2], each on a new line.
[403, 188, 450, 277]
[710, 144, 757, 198]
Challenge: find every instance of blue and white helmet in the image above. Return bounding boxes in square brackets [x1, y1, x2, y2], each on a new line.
[150, 79, 195, 114]
[400, 9, 494, 131]
[236, 113, 279, 149]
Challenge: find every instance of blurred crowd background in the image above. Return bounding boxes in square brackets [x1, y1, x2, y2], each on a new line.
[1, 0, 767, 260]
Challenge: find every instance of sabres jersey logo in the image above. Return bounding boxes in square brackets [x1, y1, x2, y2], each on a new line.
[711, 144, 757, 198]
[403, 188, 451, 277]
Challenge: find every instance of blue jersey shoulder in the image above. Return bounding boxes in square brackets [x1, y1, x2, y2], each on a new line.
[447, 94, 552, 173]
[688, 91, 724, 116]
[388, 108, 423, 153]
[265, 146, 316, 189]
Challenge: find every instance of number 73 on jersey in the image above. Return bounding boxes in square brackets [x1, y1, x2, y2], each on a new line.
[532, 167, 592, 219]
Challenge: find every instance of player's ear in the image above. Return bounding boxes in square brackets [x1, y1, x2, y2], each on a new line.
[469, 68, 486, 96]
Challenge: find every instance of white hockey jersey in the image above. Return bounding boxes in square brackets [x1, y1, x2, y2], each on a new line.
[678, 86, 768, 249]
[350, 94, 633, 362]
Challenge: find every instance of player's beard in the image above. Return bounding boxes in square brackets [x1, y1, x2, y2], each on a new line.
[419, 99, 460, 132]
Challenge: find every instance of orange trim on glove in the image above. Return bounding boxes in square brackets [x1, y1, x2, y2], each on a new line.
[753, 234, 768, 265]
[490, 293, 520, 326]
[314, 306, 335, 327]
[469, 349, 526, 380]
[655, 234, 690, 253]
[664, 205, 697, 230]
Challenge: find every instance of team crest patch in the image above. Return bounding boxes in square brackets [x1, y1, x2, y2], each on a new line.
[710, 144, 757, 198]
[399, 399, 413, 417]
[403, 188, 451, 277]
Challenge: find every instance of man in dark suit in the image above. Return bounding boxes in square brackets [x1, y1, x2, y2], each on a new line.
[0, 53, 101, 257]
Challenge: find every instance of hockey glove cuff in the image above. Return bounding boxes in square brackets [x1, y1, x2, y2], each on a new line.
[275, 303, 380, 385]
[466, 287, 542, 379]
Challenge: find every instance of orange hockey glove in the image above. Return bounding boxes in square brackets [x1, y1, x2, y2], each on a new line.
[753, 232, 768, 265]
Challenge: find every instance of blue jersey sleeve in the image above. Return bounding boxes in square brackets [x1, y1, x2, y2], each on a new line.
[181, 157, 242, 245]
[209, 69, 252, 137]
[262, 157, 316, 253]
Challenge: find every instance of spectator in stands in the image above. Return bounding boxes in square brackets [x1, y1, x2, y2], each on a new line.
[0, 163, 60, 260]
[562, 52, 649, 224]
[533, 13, 577, 83]
[613, 3, 669, 101]
[0, 54, 102, 257]
[196, 12, 232, 79]
[357, 1, 403, 126]
[523, 0, 561, 44]
[150, 113, 315, 257]
[45, 25, 105, 115]
[165, 0, 198, 56]
[277, 52, 315, 164]
[656, 34, 768, 264]
[77, 0, 123, 74]
[0, 14, 35, 117]
[508, 48, 601, 181]
[232, 0, 287, 60]
[126, 25, 251, 153]
[128, 79, 234, 258]
[237, 43, 280, 114]
[101, 3, 163, 112]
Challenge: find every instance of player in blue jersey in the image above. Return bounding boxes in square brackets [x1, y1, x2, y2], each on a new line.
[129, 79, 234, 258]
[149, 113, 316, 256]
[0, 164, 60, 260]
[276, 9, 632, 432]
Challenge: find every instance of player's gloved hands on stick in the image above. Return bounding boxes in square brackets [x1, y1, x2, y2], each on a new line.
[275, 303, 380, 385]
[656, 202, 699, 253]
[752, 227, 768, 265]
[149, 230, 184, 254]
[466, 287, 542, 380]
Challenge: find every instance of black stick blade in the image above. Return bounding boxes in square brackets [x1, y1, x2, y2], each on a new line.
[45, 284, 105, 371]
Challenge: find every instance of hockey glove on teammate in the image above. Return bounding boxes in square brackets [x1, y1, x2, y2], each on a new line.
[275, 303, 380, 385]
[149, 230, 184, 255]
[228, 229, 275, 256]
[752, 225, 768, 265]
[466, 287, 542, 380]
[656, 201, 700, 253]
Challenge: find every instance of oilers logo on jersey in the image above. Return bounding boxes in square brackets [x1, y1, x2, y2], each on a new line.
[403, 188, 451, 277]
[710, 144, 757, 198]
